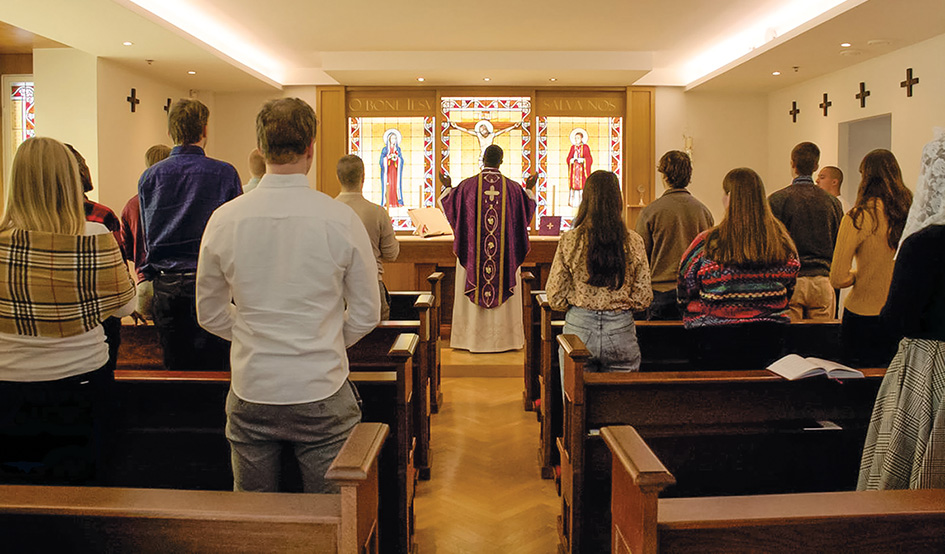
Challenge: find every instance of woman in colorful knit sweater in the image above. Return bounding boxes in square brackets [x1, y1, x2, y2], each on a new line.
[830, 149, 912, 368]
[677, 168, 800, 368]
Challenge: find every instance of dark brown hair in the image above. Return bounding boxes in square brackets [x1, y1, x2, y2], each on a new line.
[791, 142, 820, 176]
[705, 168, 796, 266]
[64, 143, 92, 193]
[658, 150, 692, 189]
[256, 98, 317, 165]
[336, 154, 365, 189]
[168, 99, 209, 145]
[851, 149, 913, 249]
[571, 170, 627, 290]
[482, 145, 503, 168]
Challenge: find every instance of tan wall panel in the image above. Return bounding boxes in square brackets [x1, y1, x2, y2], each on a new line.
[626, 87, 655, 230]
[315, 86, 347, 197]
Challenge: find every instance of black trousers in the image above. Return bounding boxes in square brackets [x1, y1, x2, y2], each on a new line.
[0, 365, 110, 485]
[840, 309, 898, 368]
[152, 272, 230, 371]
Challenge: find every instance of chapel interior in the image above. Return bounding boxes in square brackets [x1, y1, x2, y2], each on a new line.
[1, 0, 944, 552]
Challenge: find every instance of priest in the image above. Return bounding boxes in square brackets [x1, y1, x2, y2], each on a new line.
[439, 145, 536, 352]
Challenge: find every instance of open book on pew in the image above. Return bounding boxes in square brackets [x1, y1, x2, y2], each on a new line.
[767, 353, 864, 381]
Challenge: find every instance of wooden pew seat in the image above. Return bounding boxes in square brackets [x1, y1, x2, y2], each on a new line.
[603, 425, 945, 554]
[1, 422, 389, 554]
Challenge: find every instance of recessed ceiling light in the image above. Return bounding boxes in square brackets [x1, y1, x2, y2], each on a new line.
[772, 71, 781, 76]
[483, 77, 491, 82]
[187, 70, 197, 75]
[417, 77, 425, 82]
[549, 78, 557, 82]
[840, 42, 851, 47]
[122, 41, 134, 46]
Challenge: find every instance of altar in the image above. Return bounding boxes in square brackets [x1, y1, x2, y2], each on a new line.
[384, 235, 560, 337]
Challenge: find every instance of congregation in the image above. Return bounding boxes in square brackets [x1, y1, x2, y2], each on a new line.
[0, 91, 943, 544]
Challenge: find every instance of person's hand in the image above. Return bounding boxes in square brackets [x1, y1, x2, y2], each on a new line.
[438, 172, 452, 189]
[130, 311, 148, 326]
[524, 174, 538, 191]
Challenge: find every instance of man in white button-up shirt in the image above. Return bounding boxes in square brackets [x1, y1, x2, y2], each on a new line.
[196, 98, 380, 493]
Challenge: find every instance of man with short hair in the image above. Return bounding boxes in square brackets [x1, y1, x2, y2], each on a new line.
[196, 98, 379, 493]
[139, 99, 241, 370]
[636, 150, 713, 320]
[439, 144, 536, 352]
[769, 142, 843, 320]
[816, 165, 850, 212]
[243, 148, 265, 193]
[335, 154, 400, 320]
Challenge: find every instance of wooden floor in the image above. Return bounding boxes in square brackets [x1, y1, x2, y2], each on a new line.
[414, 377, 560, 553]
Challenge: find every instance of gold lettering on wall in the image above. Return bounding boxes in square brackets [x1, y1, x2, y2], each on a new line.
[347, 97, 434, 115]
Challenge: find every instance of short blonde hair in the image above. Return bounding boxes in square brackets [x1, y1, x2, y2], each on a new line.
[1, 137, 85, 234]
[145, 144, 171, 168]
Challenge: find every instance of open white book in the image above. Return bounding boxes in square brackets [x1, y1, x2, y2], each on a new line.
[766, 354, 864, 381]
[408, 207, 453, 237]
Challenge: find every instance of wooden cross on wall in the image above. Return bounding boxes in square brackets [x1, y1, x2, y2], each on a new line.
[789, 101, 800, 123]
[900, 68, 919, 97]
[126, 88, 140, 113]
[819, 93, 832, 116]
[164, 98, 172, 112]
[856, 82, 871, 108]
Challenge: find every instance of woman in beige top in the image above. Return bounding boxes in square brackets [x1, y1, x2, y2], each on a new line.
[830, 149, 913, 367]
[546, 170, 652, 372]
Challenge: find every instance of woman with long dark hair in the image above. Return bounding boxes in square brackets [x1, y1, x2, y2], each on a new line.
[678, 168, 800, 368]
[830, 149, 913, 367]
[858, 131, 945, 490]
[546, 170, 652, 372]
[0, 137, 136, 484]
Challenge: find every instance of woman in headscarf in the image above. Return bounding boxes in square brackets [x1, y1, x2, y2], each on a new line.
[858, 130, 945, 490]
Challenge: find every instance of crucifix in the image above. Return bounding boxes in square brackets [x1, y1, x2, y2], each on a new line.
[900, 68, 919, 97]
[126, 88, 140, 113]
[789, 101, 800, 123]
[164, 98, 172, 112]
[856, 82, 871, 108]
[819, 93, 832, 116]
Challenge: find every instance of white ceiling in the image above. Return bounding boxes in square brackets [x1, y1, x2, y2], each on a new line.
[1, 0, 943, 93]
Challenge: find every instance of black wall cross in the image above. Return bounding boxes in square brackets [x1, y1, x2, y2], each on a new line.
[789, 101, 800, 123]
[164, 98, 172, 112]
[856, 82, 871, 108]
[126, 88, 140, 113]
[819, 93, 832, 116]
[900, 68, 919, 97]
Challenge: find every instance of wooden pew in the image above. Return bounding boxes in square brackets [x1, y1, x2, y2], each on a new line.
[557, 333, 885, 554]
[532, 301, 844, 479]
[113, 328, 419, 554]
[389, 271, 445, 414]
[0, 422, 388, 554]
[603, 425, 945, 554]
[521, 271, 540, 412]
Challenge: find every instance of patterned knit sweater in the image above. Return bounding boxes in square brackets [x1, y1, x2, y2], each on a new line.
[677, 230, 800, 328]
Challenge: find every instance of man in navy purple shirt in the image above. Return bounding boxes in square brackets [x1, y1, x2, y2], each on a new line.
[138, 98, 241, 370]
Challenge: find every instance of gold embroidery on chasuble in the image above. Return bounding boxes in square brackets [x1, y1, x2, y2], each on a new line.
[475, 172, 507, 308]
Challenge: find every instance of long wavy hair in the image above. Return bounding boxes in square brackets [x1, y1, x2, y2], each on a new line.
[0, 137, 85, 235]
[571, 170, 627, 290]
[851, 149, 913, 250]
[705, 168, 796, 266]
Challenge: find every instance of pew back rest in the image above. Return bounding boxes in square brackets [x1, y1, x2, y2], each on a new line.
[0, 422, 389, 554]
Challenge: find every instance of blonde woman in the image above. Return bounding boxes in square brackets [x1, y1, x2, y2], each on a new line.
[0, 137, 135, 484]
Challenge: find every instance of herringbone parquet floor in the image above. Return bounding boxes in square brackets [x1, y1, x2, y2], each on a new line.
[414, 377, 561, 554]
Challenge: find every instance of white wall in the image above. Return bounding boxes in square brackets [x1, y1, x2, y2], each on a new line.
[655, 87, 769, 221]
[96, 59, 188, 212]
[767, 33, 945, 195]
[32, 48, 99, 200]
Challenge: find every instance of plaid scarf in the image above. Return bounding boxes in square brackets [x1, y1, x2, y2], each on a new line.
[0, 228, 135, 338]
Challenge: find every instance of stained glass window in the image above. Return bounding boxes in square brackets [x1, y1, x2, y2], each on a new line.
[9, 81, 35, 164]
[348, 116, 435, 231]
[537, 116, 622, 230]
[440, 97, 532, 186]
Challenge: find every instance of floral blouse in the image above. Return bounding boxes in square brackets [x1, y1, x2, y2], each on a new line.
[546, 227, 652, 312]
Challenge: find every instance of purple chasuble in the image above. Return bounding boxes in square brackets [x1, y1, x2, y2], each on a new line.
[442, 168, 536, 308]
